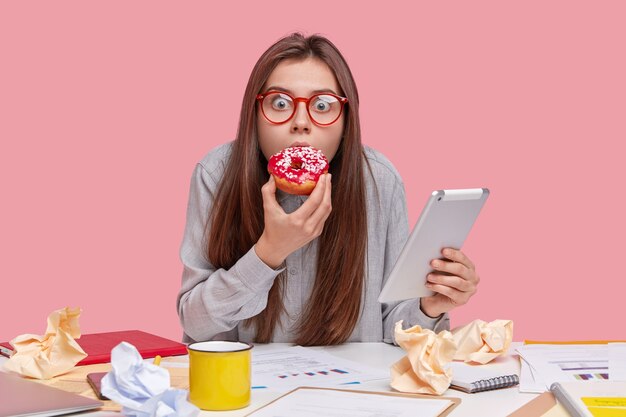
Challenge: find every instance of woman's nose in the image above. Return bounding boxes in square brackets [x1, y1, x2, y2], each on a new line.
[291, 102, 311, 133]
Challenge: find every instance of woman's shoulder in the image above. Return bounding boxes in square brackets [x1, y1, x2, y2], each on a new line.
[362, 146, 404, 186]
[197, 141, 234, 175]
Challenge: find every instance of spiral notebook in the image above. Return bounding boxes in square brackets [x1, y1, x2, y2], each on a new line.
[448, 355, 520, 393]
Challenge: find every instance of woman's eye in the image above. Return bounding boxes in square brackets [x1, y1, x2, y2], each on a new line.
[311, 96, 336, 112]
[271, 97, 292, 110]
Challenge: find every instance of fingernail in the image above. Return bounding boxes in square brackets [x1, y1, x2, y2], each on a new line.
[432, 260, 441, 268]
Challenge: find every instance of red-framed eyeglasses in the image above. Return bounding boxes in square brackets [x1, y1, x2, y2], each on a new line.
[256, 91, 348, 126]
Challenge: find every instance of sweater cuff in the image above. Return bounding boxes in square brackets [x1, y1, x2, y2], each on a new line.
[409, 299, 450, 332]
[232, 247, 284, 293]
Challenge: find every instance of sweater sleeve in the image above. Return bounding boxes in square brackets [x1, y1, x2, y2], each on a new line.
[381, 178, 450, 345]
[176, 162, 282, 343]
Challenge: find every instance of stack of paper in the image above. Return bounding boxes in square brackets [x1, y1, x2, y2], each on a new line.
[516, 343, 626, 393]
[250, 346, 389, 392]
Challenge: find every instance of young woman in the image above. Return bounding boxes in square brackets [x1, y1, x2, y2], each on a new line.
[177, 33, 480, 346]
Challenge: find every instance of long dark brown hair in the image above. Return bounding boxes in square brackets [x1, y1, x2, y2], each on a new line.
[206, 33, 367, 345]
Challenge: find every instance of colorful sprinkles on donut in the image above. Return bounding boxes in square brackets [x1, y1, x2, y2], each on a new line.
[268, 146, 329, 195]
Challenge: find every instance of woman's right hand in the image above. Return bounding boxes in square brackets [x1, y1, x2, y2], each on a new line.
[254, 173, 332, 269]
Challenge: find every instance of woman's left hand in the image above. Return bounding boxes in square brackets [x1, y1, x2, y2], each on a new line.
[419, 248, 480, 318]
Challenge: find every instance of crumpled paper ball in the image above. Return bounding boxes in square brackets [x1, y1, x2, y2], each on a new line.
[3, 307, 87, 379]
[101, 342, 199, 417]
[390, 321, 457, 395]
[391, 319, 515, 395]
[452, 319, 513, 364]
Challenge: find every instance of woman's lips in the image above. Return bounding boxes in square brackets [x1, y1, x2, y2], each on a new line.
[289, 141, 310, 148]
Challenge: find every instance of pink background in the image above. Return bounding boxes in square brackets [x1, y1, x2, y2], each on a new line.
[1, 2, 624, 343]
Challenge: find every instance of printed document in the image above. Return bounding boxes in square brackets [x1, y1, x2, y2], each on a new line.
[516, 344, 609, 389]
[246, 388, 454, 417]
[251, 346, 388, 391]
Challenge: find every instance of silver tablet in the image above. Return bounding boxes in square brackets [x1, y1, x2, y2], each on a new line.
[0, 371, 103, 417]
[378, 188, 489, 303]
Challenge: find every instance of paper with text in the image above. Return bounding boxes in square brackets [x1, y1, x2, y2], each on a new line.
[251, 346, 388, 391]
[517, 345, 609, 390]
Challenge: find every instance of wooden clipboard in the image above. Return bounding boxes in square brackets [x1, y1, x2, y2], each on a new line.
[245, 386, 461, 417]
[506, 392, 556, 417]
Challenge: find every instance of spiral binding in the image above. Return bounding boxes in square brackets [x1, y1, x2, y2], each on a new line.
[470, 374, 520, 393]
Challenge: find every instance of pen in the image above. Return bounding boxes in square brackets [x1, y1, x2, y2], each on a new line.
[153, 355, 162, 366]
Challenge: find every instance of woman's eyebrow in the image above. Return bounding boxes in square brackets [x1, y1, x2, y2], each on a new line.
[312, 88, 339, 95]
[264, 85, 339, 95]
[264, 85, 291, 94]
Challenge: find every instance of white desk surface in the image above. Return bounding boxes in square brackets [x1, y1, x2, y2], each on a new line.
[0, 342, 538, 417]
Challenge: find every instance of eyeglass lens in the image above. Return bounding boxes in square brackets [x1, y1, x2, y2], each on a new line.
[261, 92, 343, 125]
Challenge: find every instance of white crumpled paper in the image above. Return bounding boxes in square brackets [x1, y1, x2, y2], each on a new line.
[101, 342, 198, 417]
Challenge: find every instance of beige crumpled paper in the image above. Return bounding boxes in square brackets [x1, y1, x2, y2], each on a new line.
[390, 321, 457, 395]
[391, 319, 514, 395]
[3, 307, 87, 379]
[452, 319, 513, 364]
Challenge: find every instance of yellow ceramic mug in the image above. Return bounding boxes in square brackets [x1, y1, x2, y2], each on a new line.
[187, 341, 253, 411]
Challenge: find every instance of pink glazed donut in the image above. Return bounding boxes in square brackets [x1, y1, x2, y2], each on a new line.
[267, 146, 329, 195]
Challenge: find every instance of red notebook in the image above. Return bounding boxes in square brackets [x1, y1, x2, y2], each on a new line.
[0, 330, 188, 366]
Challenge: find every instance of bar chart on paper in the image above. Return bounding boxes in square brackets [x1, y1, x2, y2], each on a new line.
[574, 373, 608, 380]
[557, 360, 609, 381]
[277, 368, 350, 379]
[516, 344, 618, 391]
[251, 346, 388, 391]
